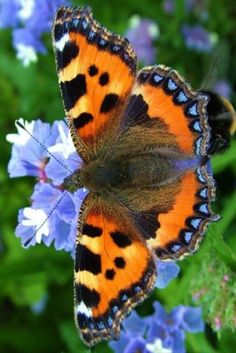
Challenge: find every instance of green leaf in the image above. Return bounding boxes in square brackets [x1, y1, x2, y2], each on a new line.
[208, 224, 236, 267]
[212, 141, 236, 173]
[59, 321, 89, 353]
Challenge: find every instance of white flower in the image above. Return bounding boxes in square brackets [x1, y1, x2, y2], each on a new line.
[16, 44, 38, 66]
[6, 118, 35, 146]
[48, 122, 76, 158]
[146, 339, 172, 353]
[18, 0, 35, 20]
[22, 208, 49, 243]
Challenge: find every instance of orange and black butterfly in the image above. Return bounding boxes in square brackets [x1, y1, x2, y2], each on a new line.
[52, 6, 235, 346]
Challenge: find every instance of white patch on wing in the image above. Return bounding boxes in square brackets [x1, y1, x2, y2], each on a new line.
[76, 301, 93, 317]
[55, 33, 70, 51]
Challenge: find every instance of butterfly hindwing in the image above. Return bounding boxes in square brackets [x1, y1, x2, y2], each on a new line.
[52, 6, 136, 161]
[74, 194, 156, 346]
[144, 167, 217, 259]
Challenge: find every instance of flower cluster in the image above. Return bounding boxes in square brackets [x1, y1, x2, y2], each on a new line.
[7, 118, 85, 253]
[109, 302, 204, 353]
[181, 24, 217, 53]
[0, 0, 69, 66]
[125, 15, 159, 65]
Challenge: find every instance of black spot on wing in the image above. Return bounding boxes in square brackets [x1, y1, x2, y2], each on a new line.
[56, 41, 79, 70]
[99, 72, 109, 86]
[60, 74, 87, 111]
[110, 231, 132, 248]
[82, 223, 102, 237]
[105, 269, 116, 280]
[114, 257, 126, 268]
[75, 283, 100, 307]
[88, 64, 98, 76]
[100, 94, 119, 113]
[74, 112, 94, 129]
[53, 23, 64, 41]
[75, 244, 101, 274]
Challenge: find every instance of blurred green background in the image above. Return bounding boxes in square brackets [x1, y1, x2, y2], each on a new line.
[0, 0, 236, 352]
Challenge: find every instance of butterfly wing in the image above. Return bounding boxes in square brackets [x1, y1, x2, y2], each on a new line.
[114, 65, 219, 260]
[74, 194, 156, 346]
[52, 6, 136, 161]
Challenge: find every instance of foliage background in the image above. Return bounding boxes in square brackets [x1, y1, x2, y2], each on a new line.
[0, 0, 236, 352]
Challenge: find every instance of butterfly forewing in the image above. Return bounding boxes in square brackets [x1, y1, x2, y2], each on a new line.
[52, 6, 136, 161]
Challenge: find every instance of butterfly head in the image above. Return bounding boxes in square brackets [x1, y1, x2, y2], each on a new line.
[202, 90, 236, 154]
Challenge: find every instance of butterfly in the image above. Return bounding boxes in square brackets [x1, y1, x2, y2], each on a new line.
[52, 6, 234, 346]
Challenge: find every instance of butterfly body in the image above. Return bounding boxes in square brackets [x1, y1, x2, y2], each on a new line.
[52, 6, 229, 346]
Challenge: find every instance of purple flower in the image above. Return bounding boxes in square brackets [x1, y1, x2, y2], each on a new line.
[15, 181, 86, 253]
[110, 302, 204, 353]
[126, 15, 159, 65]
[0, 0, 70, 65]
[156, 261, 180, 289]
[182, 24, 217, 53]
[213, 80, 232, 100]
[6, 119, 62, 179]
[7, 119, 86, 254]
[163, 0, 175, 14]
[0, 0, 20, 28]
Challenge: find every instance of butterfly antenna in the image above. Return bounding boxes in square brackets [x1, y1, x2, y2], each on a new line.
[16, 119, 78, 247]
[23, 191, 69, 247]
[16, 119, 73, 174]
[199, 42, 229, 90]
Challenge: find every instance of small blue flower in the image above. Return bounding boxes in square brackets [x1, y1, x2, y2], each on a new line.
[7, 119, 57, 179]
[45, 120, 82, 185]
[0, 0, 20, 28]
[156, 260, 180, 289]
[0, 0, 70, 65]
[8, 119, 86, 253]
[110, 302, 204, 353]
[182, 24, 217, 53]
[180, 306, 205, 332]
[126, 15, 159, 65]
[124, 337, 148, 353]
[15, 181, 85, 253]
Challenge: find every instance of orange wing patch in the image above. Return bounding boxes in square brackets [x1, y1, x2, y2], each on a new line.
[125, 65, 210, 156]
[74, 197, 156, 346]
[146, 164, 218, 260]
[52, 6, 136, 159]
